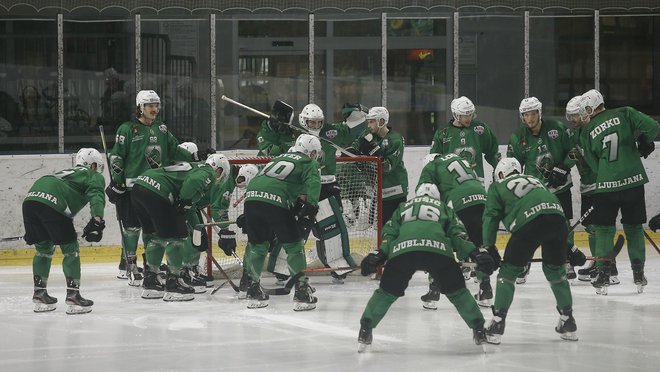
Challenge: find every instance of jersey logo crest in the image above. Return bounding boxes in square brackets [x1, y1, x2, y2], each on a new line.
[159, 124, 168, 134]
[382, 139, 389, 147]
[548, 129, 559, 139]
[325, 129, 338, 139]
[474, 125, 484, 135]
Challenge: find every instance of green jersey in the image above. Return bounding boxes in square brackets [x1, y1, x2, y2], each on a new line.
[133, 162, 216, 205]
[24, 166, 106, 219]
[581, 106, 660, 193]
[430, 119, 501, 181]
[245, 152, 321, 209]
[109, 118, 189, 188]
[417, 153, 487, 212]
[210, 173, 237, 229]
[568, 127, 597, 195]
[483, 174, 565, 246]
[316, 121, 364, 181]
[351, 128, 408, 201]
[507, 119, 574, 194]
[256, 120, 297, 157]
[380, 195, 475, 260]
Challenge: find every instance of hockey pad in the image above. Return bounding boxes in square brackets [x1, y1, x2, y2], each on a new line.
[313, 197, 356, 274]
[266, 240, 289, 277]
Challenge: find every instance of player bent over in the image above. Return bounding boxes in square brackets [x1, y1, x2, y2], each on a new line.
[23, 148, 106, 314]
[132, 154, 230, 301]
[483, 158, 579, 343]
[357, 183, 495, 352]
[242, 134, 322, 310]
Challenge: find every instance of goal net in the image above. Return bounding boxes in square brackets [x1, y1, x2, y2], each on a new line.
[203, 155, 382, 279]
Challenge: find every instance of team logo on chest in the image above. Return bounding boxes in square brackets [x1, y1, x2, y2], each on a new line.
[382, 139, 389, 147]
[547, 129, 559, 139]
[159, 124, 168, 134]
[325, 129, 338, 139]
[474, 125, 484, 135]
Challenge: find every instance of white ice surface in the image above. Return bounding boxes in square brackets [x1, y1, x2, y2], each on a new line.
[1, 251, 660, 372]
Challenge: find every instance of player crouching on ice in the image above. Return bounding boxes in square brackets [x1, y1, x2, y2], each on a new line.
[357, 183, 496, 352]
[23, 148, 107, 314]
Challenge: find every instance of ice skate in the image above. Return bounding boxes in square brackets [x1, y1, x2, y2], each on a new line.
[460, 262, 472, 281]
[65, 278, 93, 315]
[555, 306, 578, 341]
[516, 263, 531, 284]
[117, 256, 128, 279]
[237, 271, 249, 300]
[577, 260, 595, 281]
[331, 271, 347, 285]
[181, 267, 207, 294]
[357, 318, 373, 353]
[141, 270, 165, 299]
[32, 275, 57, 313]
[126, 255, 143, 287]
[591, 266, 610, 295]
[473, 321, 488, 346]
[474, 278, 493, 308]
[163, 274, 195, 301]
[632, 260, 647, 294]
[421, 283, 440, 310]
[293, 281, 318, 311]
[193, 265, 214, 288]
[566, 263, 576, 280]
[485, 308, 507, 345]
[609, 259, 620, 285]
[246, 281, 269, 308]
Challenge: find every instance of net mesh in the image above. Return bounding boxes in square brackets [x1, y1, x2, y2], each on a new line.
[206, 156, 381, 279]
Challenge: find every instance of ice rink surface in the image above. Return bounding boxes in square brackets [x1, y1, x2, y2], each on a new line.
[1, 251, 660, 372]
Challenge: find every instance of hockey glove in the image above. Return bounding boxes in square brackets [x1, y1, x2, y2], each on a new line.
[358, 134, 381, 156]
[547, 165, 570, 188]
[174, 198, 193, 215]
[292, 198, 319, 220]
[236, 213, 247, 234]
[194, 148, 216, 161]
[637, 135, 655, 159]
[82, 218, 105, 242]
[361, 249, 387, 276]
[105, 181, 126, 204]
[566, 245, 587, 267]
[320, 182, 342, 200]
[218, 229, 237, 256]
[470, 247, 495, 276]
[650, 213, 660, 232]
[485, 245, 502, 269]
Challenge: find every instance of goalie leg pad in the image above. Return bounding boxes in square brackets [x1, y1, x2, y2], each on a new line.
[314, 197, 356, 274]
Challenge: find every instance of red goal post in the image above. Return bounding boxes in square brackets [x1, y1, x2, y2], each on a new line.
[204, 155, 382, 278]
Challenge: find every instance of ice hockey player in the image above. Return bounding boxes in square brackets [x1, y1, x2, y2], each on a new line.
[482, 157, 580, 343]
[357, 183, 495, 352]
[132, 153, 230, 301]
[242, 133, 322, 311]
[23, 148, 106, 314]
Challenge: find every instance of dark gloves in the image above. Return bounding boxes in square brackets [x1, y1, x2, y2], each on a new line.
[292, 198, 319, 220]
[358, 134, 381, 156]
[236, 214, 247, 234]
[566, 245, 587, 267]
[547, 165, 570, 188]
[105, 181, 126, 204]
[192, 228, 209, 252]
[361, 250, 387, 276]
[485, 245, 502, 269]
[470, 247, 495, 276]
[637, 135, 655, 158]
[194, 148, 216, 161]
[320, 182, 342, 200]
[650, 213, 660, 232]
[218, 229, 237, 256]
[82, 218, 105, 242]
[174, 198, 193, 215]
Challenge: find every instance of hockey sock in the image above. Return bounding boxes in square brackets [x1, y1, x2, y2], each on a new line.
[245, 241, 269, 283]
[122, 227, 141, 256]
[61, 241, 81, 281]
[33, 241, 55, 279]
[542, 263, 572, 309]
[164, 238, 186, 275]
[282, 241, 307, 278]
[145, 238, 166, 272]
[493, 262, 524, 311]
[361, 288, 398, 328]
[266, 240, 285, 274]
[622, 223, 645, 265]
[446, 287, 486, 329]
[594, 225, 616, 269]
[475, 270, 488, 282]
[181, 237, 201, 268]
[142, 232, 156, 261]
[585, 224, 597, 256]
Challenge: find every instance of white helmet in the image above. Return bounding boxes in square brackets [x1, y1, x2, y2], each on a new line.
[136, 90, 161, 112]
[298, 103, 324, 135]
[582, 89, 604, 116]
[494, 158, 522, 182]
[450, 96, 475, 121]
[205, 153, 231, 184]
[235, 164, 259, 189]
[293, 133, 322, 160]
[416, 183, 441, 200]
[75, 148, 104, 173]
[565, 95, 589, 123]
[178, 142, 199, 155]
[519, 97, 542, 119]
[422, 153, 440, 167]
[366, 106, 389, 128]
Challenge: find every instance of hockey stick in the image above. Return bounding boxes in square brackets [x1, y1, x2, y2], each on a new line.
[99, 125, 132, 280]
[1, 236, 23, 242]
[208, 253, 240, 293]
[263, 271, 304, 295]
[221, 95, 357, 158]
[643, 230, 660, 255]
[528, 234, 625, 263]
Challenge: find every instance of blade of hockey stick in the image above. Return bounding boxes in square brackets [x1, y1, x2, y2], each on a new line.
[193, 220, 236, 229]
[209, 254, 239, 293]
[643, 230, 660, 255]
[304, 266, 358, 273]
[210, 280, 229, 295]
[1, 236, 23, 242]
[264, 272, 304, 295]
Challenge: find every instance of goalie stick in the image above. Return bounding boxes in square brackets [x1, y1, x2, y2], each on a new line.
[644, 230, 660, 255]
